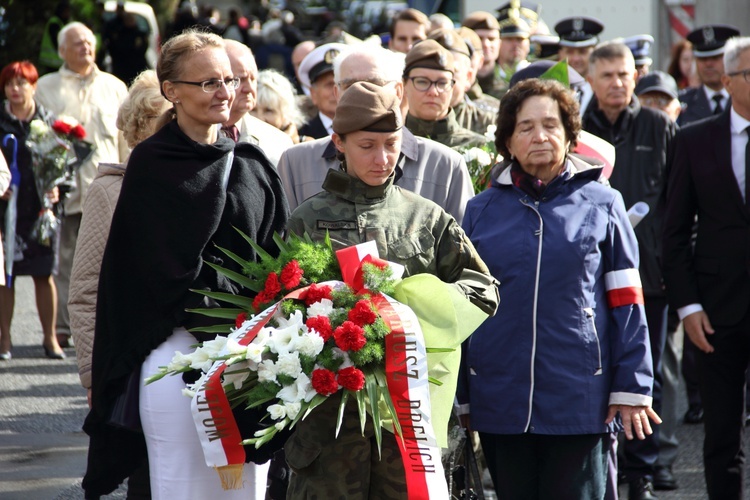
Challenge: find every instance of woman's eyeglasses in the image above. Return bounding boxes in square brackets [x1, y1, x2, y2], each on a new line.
[407, 77, 455, 93]
[171, 77, 241, 93]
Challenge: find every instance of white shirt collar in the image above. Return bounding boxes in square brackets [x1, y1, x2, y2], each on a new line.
[703, 86, 730, 102]
[319, 112, 334, 135]
[730, 106, 750, 135]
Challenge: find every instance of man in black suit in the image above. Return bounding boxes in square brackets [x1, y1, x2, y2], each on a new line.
[297, 43, 346, 140]
[678, 25, 740, 126]
[663, 36, 750, 500]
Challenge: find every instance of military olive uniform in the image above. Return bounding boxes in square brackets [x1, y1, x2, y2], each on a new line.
[405, 109, 486, 150]
[284, 169, 499, 499]
[477, 66, 510, 100]
[454, 97, 496, 136]
[467, 81, 501, 116]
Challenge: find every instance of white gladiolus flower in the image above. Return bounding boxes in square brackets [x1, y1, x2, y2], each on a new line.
[166, 351, 193, 372]
[268, 321, 302, 355]
[258, 359, 278, 384]
[485, 124, 497, 142]
[245, 342, 265, 364]
[201, 336, 228, 357]
[268, 403, 287, 420]
[306, 299, 334, 318]
[290, 331, 325, 358]
[189, 349, 214, 373]
[223, 362, 250, 390]
[275, 420, 288, 431]
[463, 147, 492, 167]
[276, 351, 302, 378]
[284, 402, 302, 420]
[275, 309, 304, 330]
[226, 338, 248, 356]
[277, 383, 302, 403]
[295, 372, 318, 402]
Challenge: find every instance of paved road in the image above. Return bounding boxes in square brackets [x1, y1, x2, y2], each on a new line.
[1, 276, 748, 499]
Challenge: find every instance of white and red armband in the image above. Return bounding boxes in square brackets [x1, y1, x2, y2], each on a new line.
[604, 269, 644, 308]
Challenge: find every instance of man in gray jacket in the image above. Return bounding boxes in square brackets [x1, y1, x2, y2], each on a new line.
[278, 43, 475, 223]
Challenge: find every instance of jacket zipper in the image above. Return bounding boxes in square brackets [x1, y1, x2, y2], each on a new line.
[584, 307, 604, 376]
[523, 198, 543, 433]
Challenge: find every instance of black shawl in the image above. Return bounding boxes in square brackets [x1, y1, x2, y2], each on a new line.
[82, 120, 289, 496]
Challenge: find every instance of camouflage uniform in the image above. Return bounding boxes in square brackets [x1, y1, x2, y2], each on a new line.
[467, 81, 501, 116]
[405, 109, 486, 150]
[477, 66, 509, 100]
[453, 97, 496, 136]
[284, 169, 499, 499]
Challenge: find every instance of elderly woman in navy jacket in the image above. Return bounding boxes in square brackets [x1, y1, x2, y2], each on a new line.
[458, 78, 660, 499]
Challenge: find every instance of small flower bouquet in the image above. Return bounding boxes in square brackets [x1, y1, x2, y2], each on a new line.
[25, 115, 86, 245]
[462, 125, 499, 193]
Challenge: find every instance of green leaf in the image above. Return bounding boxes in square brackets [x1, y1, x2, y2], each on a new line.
[365, 373, 382, 459]
[373, 369, 402, 438]
[185, 308, 244, 319]
[214, 244, 254, 271]
[428, 376, 443, 386]
[355, 389, 367, 435]
[204, 261, 256, 289]
[234, 226, 274, 261]
[540, 59, 570, 88]
[336, 390, 349, 438]
[425, 347, 455, 353]
[273, 233, 289, 253]
[289, 401, 311, 429]
[301, 394, 328, 421]
[188, 324, 234, 334]
[190, 289, 252, 308]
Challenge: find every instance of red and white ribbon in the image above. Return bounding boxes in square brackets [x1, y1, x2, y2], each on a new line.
[604, 268, 644, 308]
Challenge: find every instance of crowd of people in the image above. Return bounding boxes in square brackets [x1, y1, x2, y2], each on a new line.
[1, 1, 750, 500]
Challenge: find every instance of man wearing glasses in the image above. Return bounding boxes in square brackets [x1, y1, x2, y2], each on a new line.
[663, 36, 750, 500]
[402, 40, 484, 150]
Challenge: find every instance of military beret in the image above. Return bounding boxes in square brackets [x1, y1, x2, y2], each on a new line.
[333, 81, 402, 135]
[687, 25, 740, 58]
[428, 28, 471, 59]
[555, 16, 604, 48]
[298, 42, 348, 89]
[635, 70, 679, 100]
[404, 39, 455, 76]
[624, 34, 655, 66]
[461, 11, 500, 31]
[457, 26, 482, 55]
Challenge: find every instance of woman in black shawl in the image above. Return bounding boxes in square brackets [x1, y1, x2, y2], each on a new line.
[82, 30, 289, 499]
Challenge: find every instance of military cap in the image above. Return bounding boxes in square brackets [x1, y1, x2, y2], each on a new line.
[555, 16, 604, 48]
[298, 42, 348, 89]
[333, 81, 402, 135]
[461, 11, 500, 31]
[496, 1, 540, 34]
[687, 25, 740, 58]
[530, 33, 560, 60]
[509, 60, 585, 89]
[635, 70, 679, 100]
[457, 26, 482, 58]
[404, 39, 455, 76]
[624, 34, 654, 66]
[428, 28, 471, 59]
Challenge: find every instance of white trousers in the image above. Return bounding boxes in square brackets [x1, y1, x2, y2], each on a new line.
[140, 328, 269, 500]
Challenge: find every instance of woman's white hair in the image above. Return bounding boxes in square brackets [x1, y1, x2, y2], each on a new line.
[256, 69, 305, 128]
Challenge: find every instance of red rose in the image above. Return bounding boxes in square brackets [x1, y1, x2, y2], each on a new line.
[301, 283, 333, 306]
[337, 366, 365, 391]
[311, 368, 338, 396]
[264, 272, 281, 298]
[347, 300, 377, 326]
[235, 312, 248, 328]
[52, 121, 72, 135]
[333, 321, 367, 352]
[280, 260, 303, 290]
[306, 315, 332, 341]
[71, 124, 86, 140]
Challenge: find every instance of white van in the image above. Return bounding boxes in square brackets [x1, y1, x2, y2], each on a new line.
[102, 1, 160, 68]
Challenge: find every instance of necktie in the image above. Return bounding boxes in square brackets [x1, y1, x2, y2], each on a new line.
[712, 94, 724, 115]
[223, 124, 240, 142]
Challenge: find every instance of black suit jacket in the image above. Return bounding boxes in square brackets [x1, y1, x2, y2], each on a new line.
[298, 114, 329, 140]
[663, 108, 750, 327]
[678, 86, 731, 126]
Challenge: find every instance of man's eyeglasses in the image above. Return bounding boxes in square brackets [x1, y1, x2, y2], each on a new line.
[727, 68, 750, 83]
[639, 95, 673, 109]
[171, 77, 241, 93]
[407, 77, 455, 93]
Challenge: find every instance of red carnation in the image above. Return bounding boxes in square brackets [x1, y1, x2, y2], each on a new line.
[52, 120, 72, 135]
[253, 291, 271, 312]
[71, 124, 86, 140]
[306, 315, 333, 341]
[333, 321, 367, 352]
[280, 260, 303, 290]
[337, 366, 365, 391]
[348, 300, 377, 326]
[235, 311, 248, 328]
[301, 283, 333, 306]
[264, 272, 281, 298]
[311, 368, 338, 396]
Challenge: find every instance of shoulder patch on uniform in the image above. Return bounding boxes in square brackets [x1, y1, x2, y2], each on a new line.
[317, 220, 357, 230]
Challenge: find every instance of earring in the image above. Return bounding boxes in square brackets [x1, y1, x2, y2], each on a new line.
[174, 99, 180, 104]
